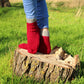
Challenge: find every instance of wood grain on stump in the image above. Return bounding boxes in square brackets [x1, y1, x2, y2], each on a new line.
[13, 47, 80, 83]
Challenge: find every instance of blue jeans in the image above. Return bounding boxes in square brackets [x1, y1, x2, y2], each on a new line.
[23, 0, 49, 29]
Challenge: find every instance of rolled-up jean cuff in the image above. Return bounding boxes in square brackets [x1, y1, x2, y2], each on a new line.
[42, 26, 49, 29]
[37, 17, 49, 29]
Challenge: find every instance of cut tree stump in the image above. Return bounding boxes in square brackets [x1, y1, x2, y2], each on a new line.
[0, 0, 10, 7]
[13, 46, 80, 83]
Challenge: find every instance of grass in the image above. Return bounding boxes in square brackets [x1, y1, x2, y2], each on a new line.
[0, 3, 84, 84]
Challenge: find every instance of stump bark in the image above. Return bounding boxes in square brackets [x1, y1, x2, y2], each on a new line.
[0, 0, 10, 7]
[13, 47, 80, 83]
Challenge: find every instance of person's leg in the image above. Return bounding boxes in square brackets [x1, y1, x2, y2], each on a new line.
[19, 0, 40, 54]
[37, 0, 51, 54]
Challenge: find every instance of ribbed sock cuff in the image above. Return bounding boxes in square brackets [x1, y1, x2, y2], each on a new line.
[26, 18, 37, 23]
[40, 30, 49, 36]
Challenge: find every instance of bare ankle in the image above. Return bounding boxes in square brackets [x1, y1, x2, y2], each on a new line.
[40, 28, 48, 32]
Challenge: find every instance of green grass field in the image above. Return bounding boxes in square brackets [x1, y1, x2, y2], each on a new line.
[0, 3, 84, 84]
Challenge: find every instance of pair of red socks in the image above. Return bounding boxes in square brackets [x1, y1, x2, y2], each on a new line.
[18, 22, 51, 54]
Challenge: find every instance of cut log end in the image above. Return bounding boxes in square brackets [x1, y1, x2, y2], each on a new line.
[13, 47, 80, 83]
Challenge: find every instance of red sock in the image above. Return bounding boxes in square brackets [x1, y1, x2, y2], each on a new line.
[38, 30, 51, 54]
[18, 22, 40, 54]
[19, 43, 28, 49]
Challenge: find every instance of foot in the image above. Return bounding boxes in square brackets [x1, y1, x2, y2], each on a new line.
[18, 22, 40, 54]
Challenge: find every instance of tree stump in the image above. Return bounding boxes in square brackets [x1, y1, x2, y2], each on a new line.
[0, 0, 2, 7]
[13, 47, 80, 83]
[0, 0, 10, 7]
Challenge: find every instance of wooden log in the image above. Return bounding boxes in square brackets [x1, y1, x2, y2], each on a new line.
[13, 47, 80, 83]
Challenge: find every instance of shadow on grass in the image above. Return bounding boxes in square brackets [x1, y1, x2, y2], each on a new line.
[0, 3, 23, 16]
[80, 61, 84, 77]
[11, 3, 23, 8]
[0, 32, 27, 57]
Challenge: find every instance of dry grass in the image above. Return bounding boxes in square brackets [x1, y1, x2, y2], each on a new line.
[9, 0, 22, 3]
[46, 0, 84, 7]
[9, 0, 84, 7]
